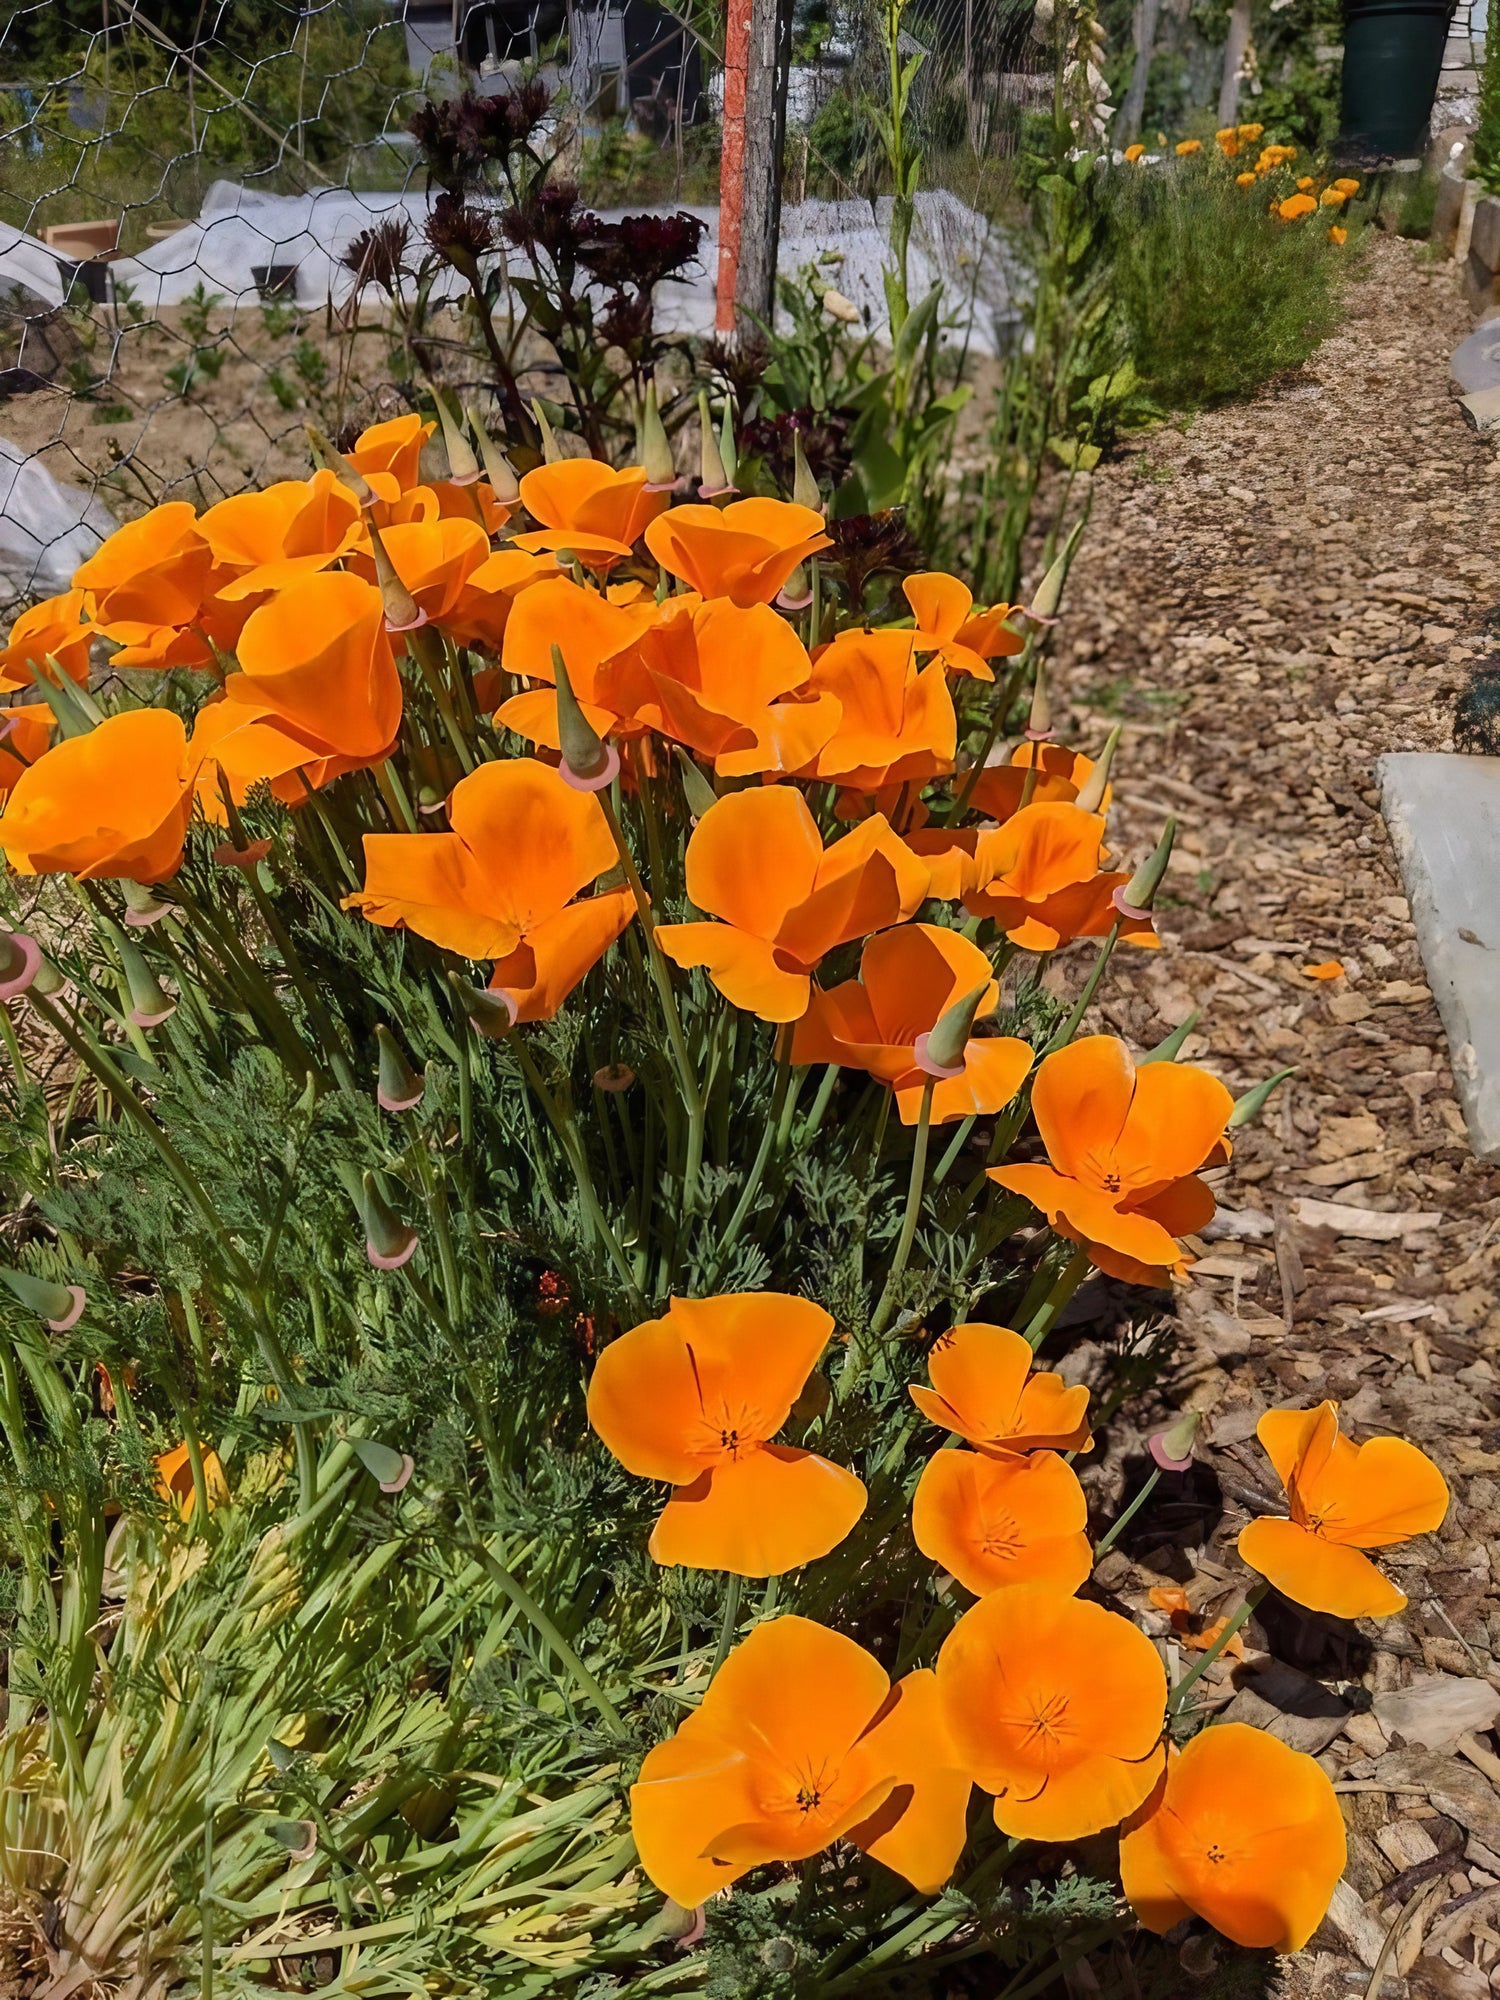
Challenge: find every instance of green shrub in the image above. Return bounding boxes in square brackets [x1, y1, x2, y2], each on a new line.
[1103, 157, 1350, 410]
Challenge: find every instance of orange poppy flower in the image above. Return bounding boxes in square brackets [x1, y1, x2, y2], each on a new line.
[1120, 1723, 1346, 1950]
[192, 571, 402, 808]
[1237, 1401, 1449, 1618]
[154, 1440, 230, 1519]
[1175, 139, 1202, 156]
[938, 1583, 1167, 1840]
[909, 1322, 1092, 1453]
[349, 516, 492, 632]
[902, 572, 1024, 682]
[1216, 128, 1240, 157]
[73, 501, 217, 668]
[789, 923, 1033, 1124]
[497, 575, 658, 747]
[1124, 143, 1146, 163]
[798, 629, 957, 793]
[966, 742, 1104, 824]
[991, 1035, 1234, 1286]
[1276, 193, 1316, 221]
[0, 590, 93, 691]
[349, 412, 432, 492]
[1147, 1586, 1246, 1660]
[1328, 224, 1348, 245]
[198, 470, 365, 601]
[632, 1616, 969, 1906]
[645, 497, 831, 606]
[587, 1293, 864, 1575]
[915, 802, 1154, 953]
[511, 460, 667, 568]
[630, 595, 840, 777]
[912, 1448, 1091, 1597]
[0, 708, 197, 881]
[0, 707, 55, 799]
[344, 757, 635, 1021]
[656, 786, 930, 1021]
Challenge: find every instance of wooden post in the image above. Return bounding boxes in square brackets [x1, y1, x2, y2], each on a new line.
[1117, 0, 1162, 145]
[1217, 0, 1252, 127]
[715, 0, 785, 344]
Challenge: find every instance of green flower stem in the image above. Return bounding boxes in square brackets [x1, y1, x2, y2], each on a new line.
[1043, 919, 1120, 1056]
[374, 757, 418, 833]
[708, 1572, 743, 1681]
[1022, 1243, 1090, 1350]
[1092, 1465, 1160, 1563]
[931, 1113, 975, 1186]
[408, 624, 476, 773]
[869, 1078, 935, 1342]
[943, 656, 1029, 824]
[1168, 1580, 1268, 1714]
[702, 1029, 794, 1288]
[467, 1532, 627, 1738]
[240, 869, 356, 1091]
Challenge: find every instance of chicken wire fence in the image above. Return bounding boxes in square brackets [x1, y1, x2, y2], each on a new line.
[0, 0, 1040, 609]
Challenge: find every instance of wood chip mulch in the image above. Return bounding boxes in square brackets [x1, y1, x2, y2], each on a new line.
[1055, 233, 1500, 1999]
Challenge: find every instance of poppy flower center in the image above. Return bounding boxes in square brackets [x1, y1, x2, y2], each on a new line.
[690, 1396, 771, 1463]
[1019, 1691, 1072, 1751]
[979, 1511, 1024, 1561]
[766, 1756, 843, 1826]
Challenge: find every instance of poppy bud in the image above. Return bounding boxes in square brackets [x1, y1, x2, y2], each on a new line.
[1138, 1007, 1202, 1065]
[1025, 514, 1086, 625]
[465, 404, 521, 502]
[0, 929, 42, 1000]
[1113, 817, 1175, 919]
[121, 880, 172, 929]
[658, 1900, 707, 1946]
[1073, 723, 1121, 814]
[673, 745, 718, 821]
[305, 424, 377, 508]
[213, 838, 273, 870]
[366, 517, 425, 633]
[530, 398, 563, 463]
[349, 1434, 415, 1492]
[718, 395, 739, 490]
[1228, 1064, 1296, 1129]
[1023, 658, 1053, 742]
[776, 563, 812, 611]
[448, 969, 516, 1038]
[32, 653, 102, 738]
[359, 1170, 419, 1270]
[697, 389, 733, 497]
[915, 983, 988, 1078]
[1150, 1408, 1201, 1471]
[791, 432, 822, 514]
[550, 643, 619, 791]
[638, 380, 678, 492]
[270, 1818, 319, 1860]
[431, 386, 481, 486]
[375, 1025, 424, 1112]
[119, 934, 175, 1027]
[0, 1264, 86, 1331]
[593, 1061, 635, 1091]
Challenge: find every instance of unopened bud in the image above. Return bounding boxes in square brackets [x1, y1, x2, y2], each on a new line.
[448, 969, 516, 1039]
[674, 746, 718, 820]
[0, 1264, 85, 1331]
[1114, 817, 1175, 919]
[0, 930, 42, 999]
[1073, 724, 1120, 814]
[792, 431, 822, 514]
[465, 404, 521, 502]
[33, 653, 102, 738]
[119, 934, 174, 1027]
[718, 396, 739, 489]
[367, 517, 424, 632]
[697, 390, 732, 497]
[1026, 513, 1086, 625]
[551, 643, 618, 790]
[915, 983, 988, 1078]
[821, 287, 859, 322]
[375, 1025, 424, 1112]
[431, 386, 480, 485]
[360, 1171, 419, 1270]
[1138, 1008, 1202, 1066]
[593, 1062, 635, 1092]
[305, 423, 377, 508]
[638, 381, 677, 491]
[1150, 1408, 1201, 1471]
[1228, 1064, 1296, 1129]
[776, 563, 812, 611]
[121, 880, 172, 928]
[531, 398, 562, 463]
[349, 1434, 415, 1492]
[1024, 659, 1052, 742]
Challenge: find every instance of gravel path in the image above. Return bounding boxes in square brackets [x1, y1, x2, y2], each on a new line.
[1058, 233, 1500, 1997]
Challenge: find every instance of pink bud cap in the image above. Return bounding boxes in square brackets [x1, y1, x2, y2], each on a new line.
[213, 838, 273, 869]
[559, 742, 621, 793]
[130, 999, 176, 1028]
[0, 932, 42, 1000]
[123, 898, 173, 929]
[46, 1285, 87, 1333]
[384, 605, 430, 636]
[1111, 884, 1152, 921]
[377, 1082, 424, 1113]
[379, 1452, 416, 1493]
[366, 1228, 419, 1271]
[912, 1030, 967, 1081]
[776, 585, 814, 611]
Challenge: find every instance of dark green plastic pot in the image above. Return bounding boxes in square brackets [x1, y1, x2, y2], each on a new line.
[1340, 0, 1454, 157]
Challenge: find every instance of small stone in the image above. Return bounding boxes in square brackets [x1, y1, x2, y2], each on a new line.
[1328, 991, 1375, 1023]
[1374, 1675, 1500, 1751]
[1222, 1662, 1350, 1755]
[1314, 1877, 1387, 1968]
[1344, 1709, 1392, 1757]
[1375, 1818, 1440, 1870]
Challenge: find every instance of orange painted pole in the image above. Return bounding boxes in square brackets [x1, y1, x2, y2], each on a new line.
[716, 0, 752, 335]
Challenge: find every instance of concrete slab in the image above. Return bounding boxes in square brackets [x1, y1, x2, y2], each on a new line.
[1378, 752, 1500, 1161]
[1449, 317, 1500, 392]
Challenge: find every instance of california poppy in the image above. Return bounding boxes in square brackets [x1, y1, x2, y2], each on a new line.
[512, 460, 667, 568]
[912, 1448, 1092, 1598]
[909, 1322, 1092, 1453]
[937, 1582, 1167, 1840]
[0, 590, 93, 691]
[1276, 193, 1317, 221]
[344, 757, 635, 1021]
[631, 1616, 967, 1906]
[0, 708, 197, 881]
[154, 1441, 230, 1520]
[349, 411, 432, 498]
[0, 707, 55, 798]
[350, 516, 492, 632]
[1237, 1401, 1449, 1618]
[586, 1292, 865, 1575]
[656, 786, 929, 1021]
[497, 575, 658, 746]
[990, 1035, 1233, 1286]
[73, 501, 217, 669]
[1175, 139, 1202, 156]
[645, 497, 831, 606]
[796, 629, 957, 795]
[459, 546, 560, 657]
[1120, 1723, 1346, 1950]
[198, 470, 364, 601]
[902, 572, 1024, 682]
[789, 923, 1033, 1124]
[1147, 1585, 1246, 1661]
[914, 801, 1151, 952]
[966, 743, 1105, 825]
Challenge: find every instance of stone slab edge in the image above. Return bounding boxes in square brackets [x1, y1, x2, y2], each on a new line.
[1378, 752, 1500, 1162]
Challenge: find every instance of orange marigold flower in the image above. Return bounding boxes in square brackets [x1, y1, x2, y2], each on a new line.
[343, 757, 635, 1021]
[1320, 185, 1347, 207]
[0, 590, 93, 692]
[586, 1293, 866, 1575]
[790, 924, 1033, 1125]
[656, 786, 928, 1021]
[937, 1582, 1167, 1840]
[631, 1617, 969, 1906]
[1237, 122, 1264, 141]
[154, 1440, 230, 1519]
[1175, 139, 1201, 156]
[0, 708, 196, 882]
[498, 574, 659, 748]
[1276, 193, 1317, 221]
[1333, 176, 1360, 195]
[909, 1321, 1092, 1454]
[1296, 175, 1314, 191]
[1124, 143, 1146, 163]
[1120, 1723, 1346, 1950]
[912, 1447, 1092, 1597]
[1237, 1401, 1449, 1618]
[645, 496, 831, 605]
[512, 459, 667, 569]
[1236, 170, 1256, 187]
[1217, 128, 1241, 157]
[990, 1035, 1233, 1286]
[798, 628, 957, 793]
[191, 571, 403, 809]
[903, 571, 1024, 682]
[1328, 224, 1348, 245]
[198, 469, 364, 602]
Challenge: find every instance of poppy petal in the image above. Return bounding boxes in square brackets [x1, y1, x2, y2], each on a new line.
[911, 1448, 1092, 1598]
[630, 1726, 761, 1907]
[846, 1669, 972, 1893]
[346, 832, 521, 958]
[681, 786, 824, 939]
[656, 922, 812, 1021]
[904, 571, 972, 644]
[492, 889, 635, 1021]
[1236, 1516, 1407, 1618]
[1026, 1035, 1137, 1181]
[650, 1445, 867, 1576]
[1117, 1061, 1235, 1185]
